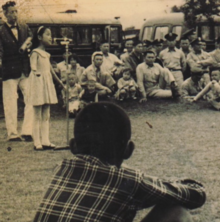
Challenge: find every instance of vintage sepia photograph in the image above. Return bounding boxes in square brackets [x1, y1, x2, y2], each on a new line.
[0, 0, 219, 221]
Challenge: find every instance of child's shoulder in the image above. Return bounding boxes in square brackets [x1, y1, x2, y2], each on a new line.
[31, 48, 50, 58]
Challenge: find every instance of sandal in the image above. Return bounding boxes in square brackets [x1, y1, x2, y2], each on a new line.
[34, 145, 44, 151]
[42, 143, 56, 150]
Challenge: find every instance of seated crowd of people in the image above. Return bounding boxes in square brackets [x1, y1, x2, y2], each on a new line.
[53, 31, 220, 116]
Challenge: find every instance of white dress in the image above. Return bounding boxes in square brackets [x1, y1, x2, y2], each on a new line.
[28, 48, 58, 106]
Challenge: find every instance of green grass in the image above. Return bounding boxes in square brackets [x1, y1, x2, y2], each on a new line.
[0, 99, 220, 221]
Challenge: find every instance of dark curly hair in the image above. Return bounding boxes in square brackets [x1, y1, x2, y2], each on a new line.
[2, 1, 16, 12]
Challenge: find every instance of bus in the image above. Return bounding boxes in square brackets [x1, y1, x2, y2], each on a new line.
[196, 15, 220, 51]
[139, 13, 188, 43]
[23, 10, 123, 67]
[139, 12, 220, 52]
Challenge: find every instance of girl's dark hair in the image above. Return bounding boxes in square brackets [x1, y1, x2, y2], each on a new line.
[32, 26, 49, 49]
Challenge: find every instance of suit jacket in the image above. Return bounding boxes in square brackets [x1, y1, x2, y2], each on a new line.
[0, 22, 32, 81]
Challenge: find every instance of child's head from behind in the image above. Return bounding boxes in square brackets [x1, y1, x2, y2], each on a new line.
[68, 74, 76, 87]
[210, 68, 220, 81]
[70, 53, 79, 67]
[87, 80, 96, 92]
[71, 102, 134, 167]
[122, 68, 132, 80]
[32, 26, 52, 49]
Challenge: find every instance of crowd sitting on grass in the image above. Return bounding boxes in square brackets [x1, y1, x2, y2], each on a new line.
[53, 34, 220, 116]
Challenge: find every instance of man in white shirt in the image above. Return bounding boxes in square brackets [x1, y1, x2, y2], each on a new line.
[99, 40, 123, 75]
[137, 49, 180, 103]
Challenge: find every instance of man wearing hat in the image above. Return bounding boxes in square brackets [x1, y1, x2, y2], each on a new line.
[182, 28, 197, 42]
[142, 39, 153, 54]
[181, 70, 204, 101]
[120, 38, 134, 62]
[151, 39, 164, 67]
[159, 32, 186, 90]
[187, 37, 210, 85]
[136, 48, 180, 103]
[124, 40, 144, 80]
[180, 36, 191, 58]
[198, 37, 220, 68]
[99, 40, 124, 74]
[153, 39, 164, 56]
[180, 36, 192, 80]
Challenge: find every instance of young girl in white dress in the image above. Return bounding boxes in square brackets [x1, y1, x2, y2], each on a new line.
[28, 26, 65, 150]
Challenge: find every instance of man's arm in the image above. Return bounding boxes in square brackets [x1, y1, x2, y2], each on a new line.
[0, 28, 3, 68]
[187, 53, 203, 73]
[193, 82, 212, 102]
[180, 51, 186, 72]
[136, 65, 147, 101]
[135, 174, 206, 210]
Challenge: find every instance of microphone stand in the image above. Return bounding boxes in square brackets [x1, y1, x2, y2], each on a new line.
[53, 38, 72, 150]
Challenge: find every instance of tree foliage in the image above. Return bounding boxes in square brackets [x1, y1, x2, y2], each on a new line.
[171, 0, 220, 28]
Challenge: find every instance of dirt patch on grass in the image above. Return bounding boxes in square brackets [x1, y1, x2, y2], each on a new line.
[0, 99, 219, 221]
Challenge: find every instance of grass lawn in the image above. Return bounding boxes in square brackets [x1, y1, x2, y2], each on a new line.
[0, 99, 220, 222]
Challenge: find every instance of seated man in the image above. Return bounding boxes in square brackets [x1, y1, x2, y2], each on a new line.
[124, 39, 144, 80]
[136, 49, 180, 103]
[57, 51, 72, 83]
[100, 40, 124, 74]
[33, 102, 206, 222]
[120, 38, 134, 62]
[193, 67, 220, 110]
[81, 52, 116, 97]
[187, 38, 210, 85]
[197, 36, 220, 68]
[181, 71, 205, 101]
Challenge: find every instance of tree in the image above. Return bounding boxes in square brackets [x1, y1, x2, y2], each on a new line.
[172, 0, 220, 28]
[171, 5, 181, 13]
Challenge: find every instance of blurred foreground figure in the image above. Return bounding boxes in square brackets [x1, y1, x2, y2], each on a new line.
[34, 102, 206, 222]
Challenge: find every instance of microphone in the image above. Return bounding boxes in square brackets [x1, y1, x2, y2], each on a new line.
[53, 37, 73, 42]
[19, 37, 32, 54]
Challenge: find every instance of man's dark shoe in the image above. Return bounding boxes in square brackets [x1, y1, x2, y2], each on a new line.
[21, 135, 33, 142]
[8, 137, 23, 142]
[170, 81, 181, 99]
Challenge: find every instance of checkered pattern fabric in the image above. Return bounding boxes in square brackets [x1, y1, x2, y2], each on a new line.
[33, 155, 206, 222]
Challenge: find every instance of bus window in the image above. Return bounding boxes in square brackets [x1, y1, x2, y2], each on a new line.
[155, 26, 169, 40]
[172, 26, 182, 40]
[110, 26, 120, 43]
[92, 28, 103, 43]
[215, 26, 220, 39]
[77, 27, 91, 45]
[51, 26, 76, 45]
[142, 26, 153, 40]
[104, 26, 109, 41]
[201, 26, 212, 41]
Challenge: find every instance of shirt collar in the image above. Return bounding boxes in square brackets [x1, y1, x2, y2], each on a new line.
[93, 64, 101, 72]
[6, 22, 18, 28]
[168, 47, 176, 52]
[145, 63, 155, 68]
[193, 49, 202, 55]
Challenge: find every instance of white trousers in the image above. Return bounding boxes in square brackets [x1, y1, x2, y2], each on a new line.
[32, 105, 50, 147]
[3, 74, 33, 138]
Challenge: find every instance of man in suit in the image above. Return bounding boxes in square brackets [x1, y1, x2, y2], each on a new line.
[0, 1, 33, 141]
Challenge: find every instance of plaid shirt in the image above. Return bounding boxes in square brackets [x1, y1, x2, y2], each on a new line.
[33, 155, 206, 222]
